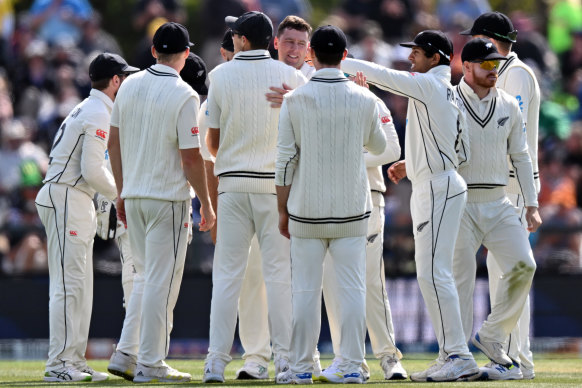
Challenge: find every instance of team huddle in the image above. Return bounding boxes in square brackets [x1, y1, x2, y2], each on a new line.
[35, 9, 541, 384]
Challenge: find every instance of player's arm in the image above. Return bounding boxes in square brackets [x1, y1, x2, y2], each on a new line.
[363, 100, 387, 156]
[266, 69, 307, 108]
[275, 99, 298, 239]
[341, 58, 433, 101]
[365, 99, 400, 167]
[81, 112, 117, 201]
[205, 75, 222, 156]
[108, 125, 125, 225]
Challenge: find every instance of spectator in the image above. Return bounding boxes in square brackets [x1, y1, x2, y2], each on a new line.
[132, 0, 186, 32]
[28, 0, 93, 45]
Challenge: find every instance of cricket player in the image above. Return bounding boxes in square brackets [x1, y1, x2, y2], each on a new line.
[106, 51, 210, 382]
[341, 30, 482, 382]
[202, 12, 307, 383]
[461, 12, 540, 380]
[108, 22, 215, 383]
[35, 53, 138, 382]
[275, 25, 387, 384]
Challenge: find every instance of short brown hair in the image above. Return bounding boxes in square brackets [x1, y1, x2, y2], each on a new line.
[277, 15, 312, 37]
[91, 78, 111, 90]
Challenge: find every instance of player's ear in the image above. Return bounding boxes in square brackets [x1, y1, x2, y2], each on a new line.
[341, 49, 348, 61]
[151, 46, 157, 59]
[274, 36, 279, 50]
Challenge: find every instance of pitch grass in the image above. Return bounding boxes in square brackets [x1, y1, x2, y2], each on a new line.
[0, 354, 581, 387]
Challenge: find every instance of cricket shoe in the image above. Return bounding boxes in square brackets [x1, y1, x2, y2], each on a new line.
[380, 354, 407, 380]
[78, 365, 109, 381]
[236, 361, 269, 380]
[202, 357, 226, 383]
[426, 355, 481, 382]
[409, 358, 444, 382]
[360, 359, 370, 381]
[133, 363, 191, 383]
[521, 365, 535, 379]
[343, 372, 365, 384]
[319, 358, 343, 383]
[44, 367, 91, 382]
[107, 349, 137, 381]
[275, 355, 290, 375]
[312, 352, 322, 380]
[480, 361, 523, 380]
[276, 370, 313, 384]
[472, 333, 512, 366]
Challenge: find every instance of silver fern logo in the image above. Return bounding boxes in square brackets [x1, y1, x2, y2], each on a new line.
[497, 116, 509, 128]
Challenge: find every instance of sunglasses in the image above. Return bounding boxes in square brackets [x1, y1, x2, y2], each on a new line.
[471, 59, 500, 71]
[482, 28, 518, 42]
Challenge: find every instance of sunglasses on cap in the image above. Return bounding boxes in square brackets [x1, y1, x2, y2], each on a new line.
[471, 59, 501, 71]
[482, 28, 518, 43]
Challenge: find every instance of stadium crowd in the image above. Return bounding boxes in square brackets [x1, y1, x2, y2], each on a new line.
[0, 0, 581, 277]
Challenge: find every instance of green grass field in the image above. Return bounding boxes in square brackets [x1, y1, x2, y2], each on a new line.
[1, 355, 581, 387]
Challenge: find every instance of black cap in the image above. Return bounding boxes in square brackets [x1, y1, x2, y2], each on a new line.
[461, 38, 508, 62]
[89, 53, 139, 81]
[310, 25, 347, 54]
[225, 11, 273, 46]
[460, 12, 517, 43]
[180, 53, 208, 95]
[153, 22, 194, 54]
[221, 29, 234, 52]
[400, 30, 453, 61]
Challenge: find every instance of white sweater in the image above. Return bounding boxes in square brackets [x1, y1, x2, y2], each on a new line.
[206, 49, 307, 194]
[342, 59, 468, 184]
[111, 64, 199, 201]
[455, 79, 538, 207]
[275, 68, 387, 238]
[497, 52, 541, 195]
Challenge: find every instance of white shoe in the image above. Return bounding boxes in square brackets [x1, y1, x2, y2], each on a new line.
[472, 333, 512, 366]
[319, 358, 343, 383]
[426, 355, 481, 382]
[480, 361, 523, 380]
[380, 354, 407, 380]
[107, 349, 137, 381]
[44, 367, 92, 382]
[343, 372, 365, 384]
[275, 356, 290, 375]
[276, 369, 313, 384]
[360, 359, 370, 381]
[202, 357, 226, 383]
[409, 359, 444, 382]
[521, 365, 535, 379]
[133, 363, 191, 383]
[78, 365, 109, 382]
[236, 361, 269, 380]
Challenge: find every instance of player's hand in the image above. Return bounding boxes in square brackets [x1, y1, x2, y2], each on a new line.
[388, 160, 407, 184]
[349, 71, 369, 89]
[279, 211, 290, 239]
[116, 197, 127, 228]
[199, 203, 216, 232]
[95, 193, 117, 240]
[525, 206, 542, 233]
[266, 83, 292, 108]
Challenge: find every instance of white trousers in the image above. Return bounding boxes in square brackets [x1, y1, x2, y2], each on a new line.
[411, 171, 472, 360]
[117, 232, 137, 309]
[453, 196, 536, 346]
[486, 193, 534, 369]
[238, 236, 272, 365]
[117, 198, 190, 367]
[36, 183, 95, 371]
[207, 193, 291, 363]
[290, 236, 367, 374]
[323, 203, 401, 359]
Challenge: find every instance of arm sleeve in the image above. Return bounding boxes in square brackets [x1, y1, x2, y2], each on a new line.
[197, 100, 215, 162]
[499, 67, 532, 122]
[507, 104, 538, 207]
[275, 99, 299, 186]
[81, 112, 117, 201]
[456, 107, 470, 167]
[341, 58, 434, 101]
[177, 96, 201, 150]
[206, 74, 222, 129]
[110, 100, 120, 127]
[365, 99, 400, 167]
[363, 101, 387, 156]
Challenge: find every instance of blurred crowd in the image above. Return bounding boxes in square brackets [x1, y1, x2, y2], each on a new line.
[1, 0, 581, 276]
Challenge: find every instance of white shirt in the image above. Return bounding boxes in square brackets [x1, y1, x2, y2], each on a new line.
[497, 52, 541, 195]
[44, 89, 117, 200]
[207, 49, 307, 194]
[342, 59, 466, 184]
[111, 64, 200, 201]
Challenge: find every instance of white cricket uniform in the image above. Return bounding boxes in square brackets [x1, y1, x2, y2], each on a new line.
[453, 79, 537, 347]
[35, 89, 117, 371]
[111, 64, 199, 368]
[322, 99, 403, 359]
[235, 60, 317, 367]
[276, 68, 387, 374]
[486, 52, 540, 370]
[205, 49, 306, 365]
[342, 59, 473, 360]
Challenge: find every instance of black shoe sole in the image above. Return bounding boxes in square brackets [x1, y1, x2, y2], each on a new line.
[107, 368, 134, 382]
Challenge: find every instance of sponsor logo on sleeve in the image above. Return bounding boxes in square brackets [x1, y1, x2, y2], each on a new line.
[516, 95, 524, 112]
[191, 127, 199, 136]
[96, 129, 107, 139]
[380, 115, 391, 124]
[69, 231, 78, 236]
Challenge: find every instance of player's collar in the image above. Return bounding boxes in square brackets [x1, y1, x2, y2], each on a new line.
[90, 89, 114, 109]
[310, 68, 347, 83]
[150, 63, 180, 76]
[426, 65, 452, 83]
[233, 49, 271, 61]
[459, 77, 498, 102]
